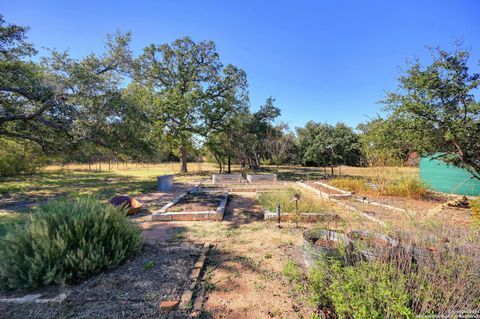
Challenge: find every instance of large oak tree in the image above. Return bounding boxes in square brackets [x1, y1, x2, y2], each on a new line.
[135, 37, 248, 173]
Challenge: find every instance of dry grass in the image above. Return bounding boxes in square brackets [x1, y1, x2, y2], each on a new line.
[330, 176, 428, 198]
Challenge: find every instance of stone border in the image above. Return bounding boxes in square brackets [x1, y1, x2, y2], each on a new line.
[352, 197, 408, 213]
[180, 242, 211, 310]
[246, 173, 277, 184]
[0, 291, 70, 304]
[151, 192, 228, 222]
[297, 181, 386, 227]
[296, 181, 351, 199]
[262, 207, 342, 223]
[314, 181, 352, 197]
[201, 183, 287, 193]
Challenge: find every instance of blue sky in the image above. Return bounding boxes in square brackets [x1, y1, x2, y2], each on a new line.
[2, 0, 480, 129]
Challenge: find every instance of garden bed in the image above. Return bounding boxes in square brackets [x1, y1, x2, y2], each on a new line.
[151, 191, 228, 221]
[305, 181, 351, 197]
[257, 188, 342, 223]
[0, 242, 202, 319]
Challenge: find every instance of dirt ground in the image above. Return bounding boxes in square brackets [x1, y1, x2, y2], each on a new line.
[166, 192, 223, 212]
[0, 243, 202, 319]
[175, 193, 310, 319]
[135, 191, 311, 319]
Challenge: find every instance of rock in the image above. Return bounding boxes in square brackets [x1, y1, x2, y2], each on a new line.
[160, 300, 179, 310]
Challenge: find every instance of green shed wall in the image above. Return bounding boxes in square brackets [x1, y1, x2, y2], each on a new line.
[420, 156, 480, 196]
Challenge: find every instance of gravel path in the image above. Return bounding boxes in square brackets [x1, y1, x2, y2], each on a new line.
[0, 243, 201, 319]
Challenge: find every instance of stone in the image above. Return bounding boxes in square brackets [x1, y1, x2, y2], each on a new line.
[160, 300, 180, 310]
[190, 267, 202, 281]
[193, 255, 206, 269]
[180, 290, 193, 309]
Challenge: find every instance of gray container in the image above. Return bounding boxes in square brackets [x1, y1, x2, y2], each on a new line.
[347, 230, 398, 261]
[157, 175, 174, 192]
[303, 229, 351, 268]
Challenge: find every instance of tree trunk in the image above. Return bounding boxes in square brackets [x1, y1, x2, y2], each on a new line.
[213, 153, 222, 173]
[227, 157, 231, 174]
[179, 145, 188, 173]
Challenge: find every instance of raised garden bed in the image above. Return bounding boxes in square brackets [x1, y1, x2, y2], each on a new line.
[303, 229, 351, 267]
[246, 174, 277, 184]
[212, 174, 242, 184]
[257, 188, 341, 223]
[151, 191, 228, 222]
[303, 181, 352, 198]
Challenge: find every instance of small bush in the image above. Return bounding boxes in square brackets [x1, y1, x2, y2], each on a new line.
[283, 260, 302, 282]
[0, 197, 142, 289]
[309, 259, 413, 319]
[308, 232, 480, 318]
[0, 139, 47, 176]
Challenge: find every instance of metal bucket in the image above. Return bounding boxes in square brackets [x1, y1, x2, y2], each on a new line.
[303, 229, 351, 268]
[157, 175, 174, 192]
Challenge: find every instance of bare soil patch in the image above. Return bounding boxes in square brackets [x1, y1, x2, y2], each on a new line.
[166, 192, 223, 212]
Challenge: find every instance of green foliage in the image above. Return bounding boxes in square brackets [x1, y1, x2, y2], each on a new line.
[0, 197, 142, 289]
[381, 45, 480, 179]
[283, 260, 302, 282]
[297, 122, 362, 168]
[357, 118, 414, 166]
[135, 37, 248, 173]
[309, 260, 413, 319]
[144, 261, 154, 270]
[0, 138, 47, 176]
[258, 188, 330, 213]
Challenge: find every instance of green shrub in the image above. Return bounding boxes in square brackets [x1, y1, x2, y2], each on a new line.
[0, 197, 142, 289]
[283, 260, 302, 282]
[309, 260, 413, 319]
[0, 139, 47, 176]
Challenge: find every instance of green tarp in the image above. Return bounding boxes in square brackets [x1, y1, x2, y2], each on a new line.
[420, 156, 480, 196]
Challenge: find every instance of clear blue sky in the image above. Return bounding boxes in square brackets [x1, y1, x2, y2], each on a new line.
[2, 0, 480, 129]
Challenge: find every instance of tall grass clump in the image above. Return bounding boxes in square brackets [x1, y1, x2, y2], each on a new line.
[330, 176, 428, 198]
[258, 188, 331, 213]
[471, 197, 480, 225]
[0, 197, 142, 289]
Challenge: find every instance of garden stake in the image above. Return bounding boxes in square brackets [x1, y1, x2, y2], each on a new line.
[276, 202, 281, 228]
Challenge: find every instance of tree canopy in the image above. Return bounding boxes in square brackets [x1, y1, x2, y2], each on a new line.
[381, 46, 480, 178]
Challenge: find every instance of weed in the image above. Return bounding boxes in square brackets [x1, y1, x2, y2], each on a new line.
[144, 261, 155, 270]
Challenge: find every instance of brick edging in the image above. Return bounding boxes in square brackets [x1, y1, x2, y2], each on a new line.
[179, 242, 211, 311]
